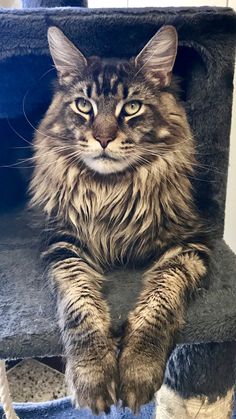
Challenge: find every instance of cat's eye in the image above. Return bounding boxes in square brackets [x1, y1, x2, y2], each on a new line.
[123, 101, 141, 116]
[75, 98, 93, 114]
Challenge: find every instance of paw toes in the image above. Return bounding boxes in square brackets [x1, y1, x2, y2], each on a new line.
[93, 396, 110, 415]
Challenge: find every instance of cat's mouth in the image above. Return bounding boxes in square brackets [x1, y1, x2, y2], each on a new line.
[83, 150, 128, 174]
[94, 151, 119, 162]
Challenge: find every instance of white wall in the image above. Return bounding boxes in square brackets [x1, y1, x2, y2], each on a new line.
[89, 0, 229, 6]
[0, 0, 21, 6]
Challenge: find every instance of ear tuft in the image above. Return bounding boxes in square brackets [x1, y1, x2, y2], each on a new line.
[135, 26, 178, 87]
[47, 26, 87, 82]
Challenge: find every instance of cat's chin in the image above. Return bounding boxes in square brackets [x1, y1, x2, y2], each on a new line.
[83, 156, 129, 175]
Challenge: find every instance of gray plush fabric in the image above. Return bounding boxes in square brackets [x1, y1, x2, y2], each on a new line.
[0, 207, 236, 360]
[22, 0, 87, 8]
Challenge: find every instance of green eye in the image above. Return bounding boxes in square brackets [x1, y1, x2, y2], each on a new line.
[75, 98, 93, 114]
[123, 100, 141, 116]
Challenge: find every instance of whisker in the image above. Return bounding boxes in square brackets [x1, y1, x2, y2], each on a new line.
[22, 92, 75, 143]
[1, 148, 82, 169]
[1, 145, 76, 168]
[187, 162, 225, 175]
[137, 145, 224, 176]
[10, 146, 34, 149]
[34, 150, 82, 168]
[193, 399, 204, 419]
[7, 117, 34, 146]
[38, 66, 55, 81]
[7, 67, 58, 146]
[133, 153, 218, 183]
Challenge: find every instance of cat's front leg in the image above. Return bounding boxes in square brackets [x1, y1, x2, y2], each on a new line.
[46, 246, 118, 414]
[119, 244, 209, 412]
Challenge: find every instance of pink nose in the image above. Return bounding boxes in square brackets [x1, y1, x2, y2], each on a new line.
[94, 136, 114, 149]
[93, 115, 118, 149]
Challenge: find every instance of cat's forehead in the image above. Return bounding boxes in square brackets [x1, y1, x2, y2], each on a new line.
[69, 57, 144, 101]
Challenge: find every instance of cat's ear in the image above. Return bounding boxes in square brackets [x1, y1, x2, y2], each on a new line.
[135, 26, 177, 87]
[47, 27, 87, 82]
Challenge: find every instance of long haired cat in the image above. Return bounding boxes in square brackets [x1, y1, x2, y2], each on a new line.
[30, 25, 210, 414]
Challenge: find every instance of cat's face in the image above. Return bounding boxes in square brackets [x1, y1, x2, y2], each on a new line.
[46, 26, 179, 175]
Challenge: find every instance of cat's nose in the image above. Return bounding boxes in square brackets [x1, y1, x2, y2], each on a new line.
[93, 115, 118, 149]
[94, 136, 114, 149]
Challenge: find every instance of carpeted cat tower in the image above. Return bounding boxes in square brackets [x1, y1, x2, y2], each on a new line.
[0, 0, 236, 418]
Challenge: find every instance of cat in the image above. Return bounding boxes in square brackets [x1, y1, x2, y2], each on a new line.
[30, 25, 210, 414]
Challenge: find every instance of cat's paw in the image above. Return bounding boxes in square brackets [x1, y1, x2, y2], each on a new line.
[66, 345, 118, 414]
[119, 340, 167, 413]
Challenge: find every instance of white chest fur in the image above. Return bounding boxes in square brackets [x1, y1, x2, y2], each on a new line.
[64, 165, 161, 265]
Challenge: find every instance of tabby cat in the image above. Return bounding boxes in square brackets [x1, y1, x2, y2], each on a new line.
[30, 25, 210, 414]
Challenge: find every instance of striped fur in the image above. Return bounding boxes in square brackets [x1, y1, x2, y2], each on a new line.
[30, 26, 211, 413]
[156, 385, 234, 419]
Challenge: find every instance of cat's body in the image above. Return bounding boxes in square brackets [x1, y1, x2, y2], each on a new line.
[30, 26, 210, 414]
[31, 65, 199, 267]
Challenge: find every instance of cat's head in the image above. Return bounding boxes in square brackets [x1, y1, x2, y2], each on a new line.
[44, 25, 186, 175]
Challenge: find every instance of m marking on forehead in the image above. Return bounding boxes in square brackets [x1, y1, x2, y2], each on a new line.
[89, 64, 131, 99]
[122, 85, 129, 99]
[110, 74, 118, 89]
[94, 74, 102, 96]
[86, 85, 92, 98]
[110, 78, 120, 95]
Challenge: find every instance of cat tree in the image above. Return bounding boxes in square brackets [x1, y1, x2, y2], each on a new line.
[0, 1, 236, 418]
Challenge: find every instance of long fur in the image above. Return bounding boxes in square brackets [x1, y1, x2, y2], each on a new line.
[30, 26, 211, 414]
